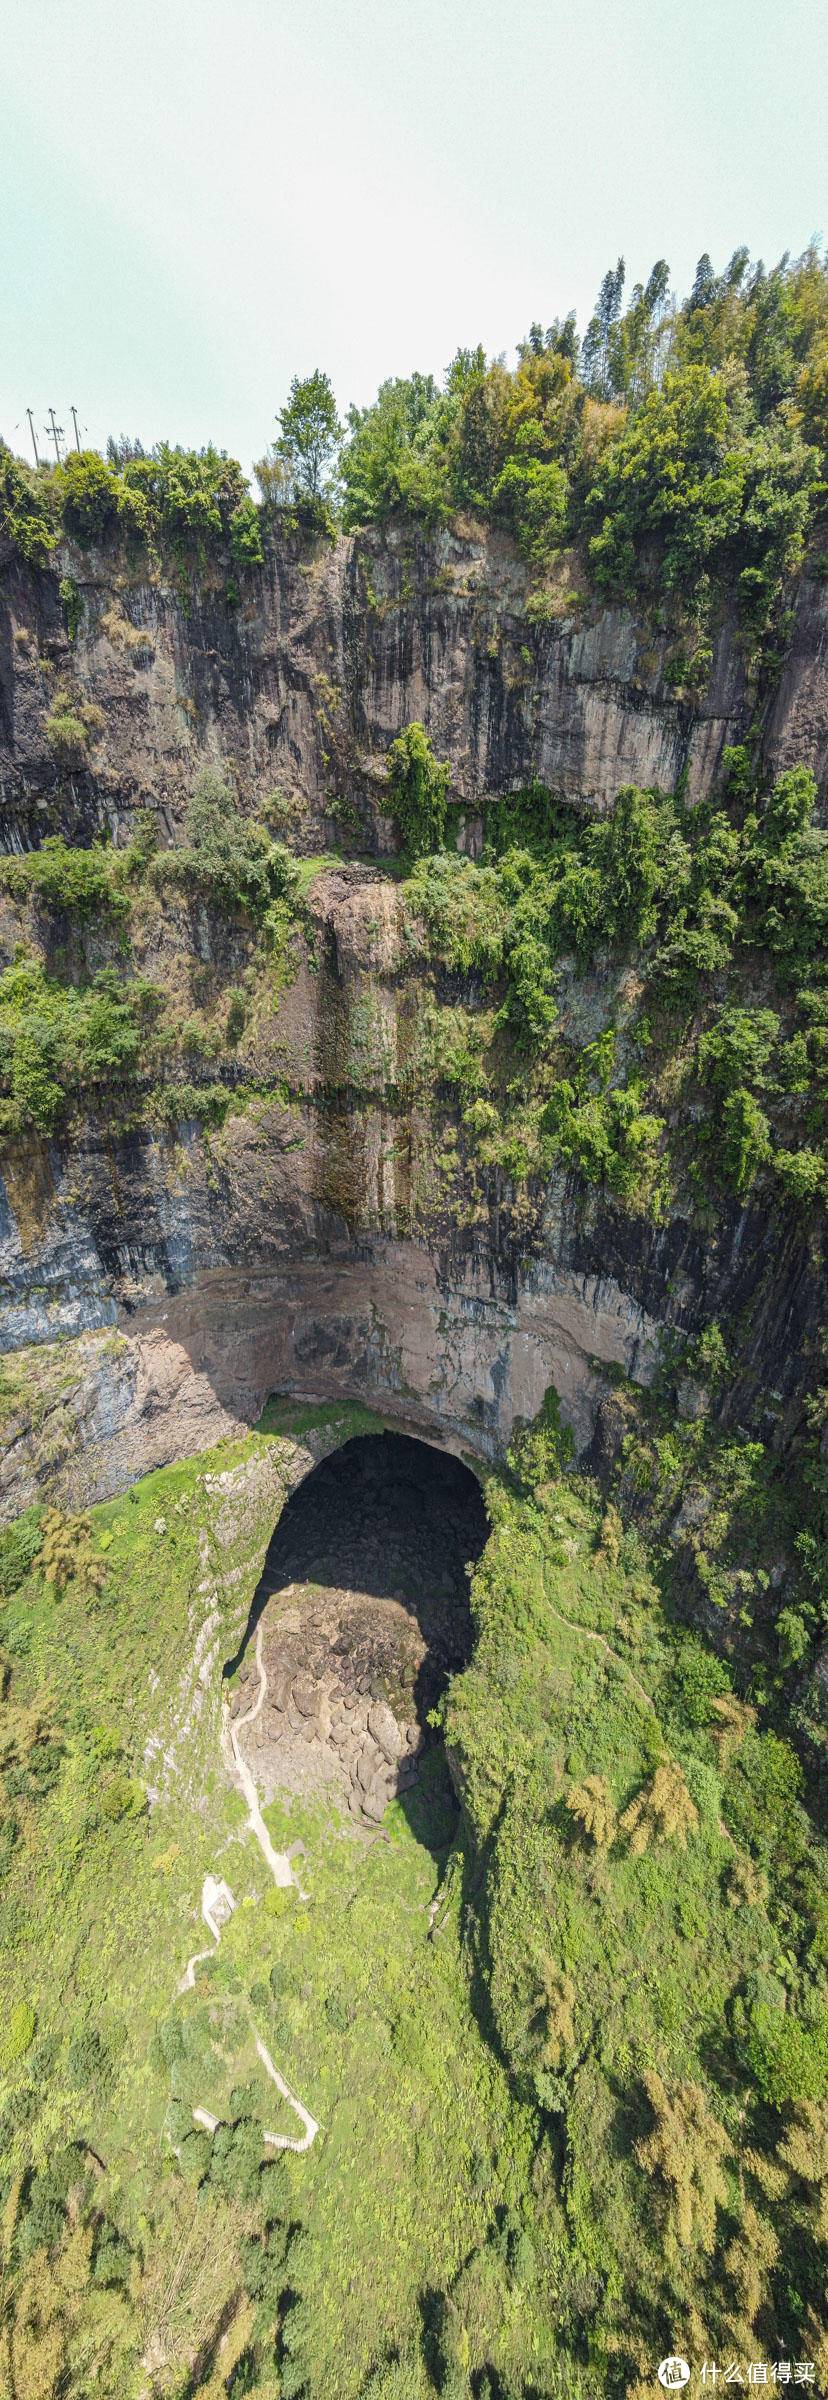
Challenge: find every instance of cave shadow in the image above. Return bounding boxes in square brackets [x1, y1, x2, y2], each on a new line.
[223, 1429, 489, 1856]
[226, 1429, 487, 1675]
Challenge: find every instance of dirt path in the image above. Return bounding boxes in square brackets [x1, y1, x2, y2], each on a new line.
[179, 1594, 320, 2153]
[230, 1616, 294, 1888]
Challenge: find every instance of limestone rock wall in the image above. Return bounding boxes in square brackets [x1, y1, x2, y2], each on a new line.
[3, 523, 827, 853]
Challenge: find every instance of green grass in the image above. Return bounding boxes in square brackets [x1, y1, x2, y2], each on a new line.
[1, 1395, 826, 2396]
[0, 1412, 536, 2395]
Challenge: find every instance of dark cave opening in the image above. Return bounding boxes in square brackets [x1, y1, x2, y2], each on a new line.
[225, 1430, 489, 1828]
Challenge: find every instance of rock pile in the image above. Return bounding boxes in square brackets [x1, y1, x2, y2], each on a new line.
[229, 1590, 427, 1822]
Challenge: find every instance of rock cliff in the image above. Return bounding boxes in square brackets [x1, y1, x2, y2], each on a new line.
[3, 519, 827, 853]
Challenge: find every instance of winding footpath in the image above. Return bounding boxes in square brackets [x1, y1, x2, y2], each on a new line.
[179, 1599, 319, 2155]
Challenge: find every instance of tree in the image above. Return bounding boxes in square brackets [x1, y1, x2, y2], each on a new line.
[39, 1509, 105, 1602]
[565, 1775, 617, 1847]
[535, 1958, 576, 2069]
[276, 369, 342, 503]
[341, 373, 450, 526]
[387, 723, 450, 860]
[582, 257, 626, 397]
[635, 2070, 730, 2250]
[620, 1760, 699, 1852]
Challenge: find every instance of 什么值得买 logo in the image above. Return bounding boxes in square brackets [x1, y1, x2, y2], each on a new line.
[658, 2363, 691, 2391]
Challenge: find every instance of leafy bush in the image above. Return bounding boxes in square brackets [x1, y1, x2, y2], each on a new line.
[100, 1774, 147, 1822]
[40, 1508, 106, 1601]
[492, 455, 568, 565]
[0, 2000, 36, 2070]
[0, 443, 55, 562]
[229, 496, 265, 566]
[0, 836, 126, 916]
[734, 1997, 828, 2105]
[0, 961, 147, 1133]
[157, 766, 300, 918]
[387, 723, 450, 860]
[44, 689, 103, 770]
[0, 1512, 43, 1598]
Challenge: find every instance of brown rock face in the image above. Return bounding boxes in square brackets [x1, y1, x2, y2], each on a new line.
[2, 522, 826, 854]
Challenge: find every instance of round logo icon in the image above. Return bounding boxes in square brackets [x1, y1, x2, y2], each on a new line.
[658, 2364, 691, 2391]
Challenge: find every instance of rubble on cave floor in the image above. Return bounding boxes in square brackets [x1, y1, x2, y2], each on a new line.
[230, 1584, 429, 1821]
[227, 1431, 488, 1826]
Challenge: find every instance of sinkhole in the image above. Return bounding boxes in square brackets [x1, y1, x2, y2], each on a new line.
[225, 1430, 488, 1829]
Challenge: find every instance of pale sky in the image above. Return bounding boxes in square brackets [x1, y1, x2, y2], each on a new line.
[1, 0, 825, 479]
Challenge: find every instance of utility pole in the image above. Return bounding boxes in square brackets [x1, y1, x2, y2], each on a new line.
[47, 408, 63, 463]
[26, 409, 40, 468]
[70, 405, 81, 453]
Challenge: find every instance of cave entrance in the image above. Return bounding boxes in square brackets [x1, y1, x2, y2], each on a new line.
[225, 1431, 488, 1830]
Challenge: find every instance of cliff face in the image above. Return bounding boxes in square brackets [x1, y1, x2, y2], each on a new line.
[3, 520, 828, 853]
[0, 519, 825, 1521]
[0, 856, 821, 1522]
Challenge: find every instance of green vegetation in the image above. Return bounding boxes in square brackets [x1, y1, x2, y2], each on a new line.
[255, 369, 342, 524]
[399, 747, 828, 1217]
[0, 436, 264, 574]
[335, 243, 828, 674]
[4, 245, 827, 679]
[0, 774, 308, 1138]
[43, 688, 104, 771]
[0, 1383, 824, 2393]
[387, 722, 450, 860]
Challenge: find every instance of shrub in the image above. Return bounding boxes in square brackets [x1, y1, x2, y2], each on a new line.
[0, 442, 55, 563]
[229, 496, 264, 566]
[0, 1512, 43, 1598]
[734, 1998, 828, 2105]
[172, 767, 299, 915]
[0, 2000, 36, 2071]
[58, 449, 122, 543]
[387, 722, 450, 859]
[761, 764, 817, 850]
[0, 960, 148, 1134]
[40, 1509, 106, 1602]
[718, 1087, 772, 1195]
[44, 697, 92, 769]
[0, 837, 124, 916]
[507, 1385, 574, 1491]
[100, 1775, 147, 1823]
[492, 455, 569, 566]
[59, 573, 82, 640]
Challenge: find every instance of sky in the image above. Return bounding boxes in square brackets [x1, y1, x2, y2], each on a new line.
[1, 0, 826, 480]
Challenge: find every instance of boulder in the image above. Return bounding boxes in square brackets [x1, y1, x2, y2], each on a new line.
[292, 1675, 319, 1718]
[368, 1700, 404, 1761]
